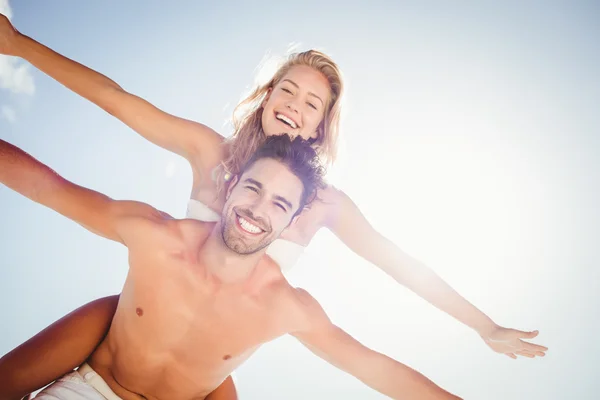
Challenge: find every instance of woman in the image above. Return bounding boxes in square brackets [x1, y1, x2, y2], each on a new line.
[0, 14, 546, 400]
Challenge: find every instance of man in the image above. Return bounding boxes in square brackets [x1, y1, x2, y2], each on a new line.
[0, 135, 461, 400]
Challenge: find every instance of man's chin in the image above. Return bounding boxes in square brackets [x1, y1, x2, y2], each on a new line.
[223, 235, 259, 255]
[222, 221, 273, 255]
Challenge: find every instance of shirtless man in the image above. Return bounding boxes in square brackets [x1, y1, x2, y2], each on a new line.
[0, 134, 461, 400]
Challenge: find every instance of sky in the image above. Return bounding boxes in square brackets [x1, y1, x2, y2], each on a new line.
[0, 1, 598, 399]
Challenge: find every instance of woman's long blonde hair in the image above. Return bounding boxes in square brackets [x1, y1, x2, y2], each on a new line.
[219, 50, 344, 184]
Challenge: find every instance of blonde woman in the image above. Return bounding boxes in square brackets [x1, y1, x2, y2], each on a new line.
[0, 15, 547, 400]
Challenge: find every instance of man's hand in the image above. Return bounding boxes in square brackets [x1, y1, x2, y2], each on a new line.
[481, 325, 548, 359]
[0, 14, 21, 56]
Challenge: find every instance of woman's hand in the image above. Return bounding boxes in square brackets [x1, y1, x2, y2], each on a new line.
[480, 325, 548, 359]
[0, 14, 22, 57]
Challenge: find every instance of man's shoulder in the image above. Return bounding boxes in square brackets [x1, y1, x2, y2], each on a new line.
[275, 286, 330, 334]
[171, 218, 215, 242]
[253, 269, 298, 310]
[291, 287, 318, 308]
[290, 288, 328, 322]
[124, 212, 213, 242]
[177, 217, 216, 230]
[261, 282, 318, 311]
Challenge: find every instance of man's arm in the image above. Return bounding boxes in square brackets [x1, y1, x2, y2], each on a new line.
[291, 289, 461, 400]
[0, 138, 160, 243]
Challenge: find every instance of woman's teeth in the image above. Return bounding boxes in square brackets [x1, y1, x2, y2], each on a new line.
[276, 113, 297, 129]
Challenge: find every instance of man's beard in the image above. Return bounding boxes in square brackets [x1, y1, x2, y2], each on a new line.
[220, 208, 273, 255]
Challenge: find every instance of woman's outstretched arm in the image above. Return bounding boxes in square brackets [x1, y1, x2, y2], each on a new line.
[0, 14, 223, 170]
[323, 188, 548, 360]
[0, 295, 119, 400]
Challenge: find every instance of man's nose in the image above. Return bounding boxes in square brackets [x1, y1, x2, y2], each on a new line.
[247, 195, 269, 216]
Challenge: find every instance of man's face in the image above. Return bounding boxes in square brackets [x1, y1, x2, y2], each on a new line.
[221, 158, 303, 255]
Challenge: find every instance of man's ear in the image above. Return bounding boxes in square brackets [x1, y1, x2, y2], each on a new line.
[290, 213, 301, 227]
[261, 88, 273, 108]
[286, 205, 308, 229]
[225, 175, 240, 200]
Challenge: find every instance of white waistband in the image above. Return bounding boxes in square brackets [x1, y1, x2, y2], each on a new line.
[77, 363, 123, 400]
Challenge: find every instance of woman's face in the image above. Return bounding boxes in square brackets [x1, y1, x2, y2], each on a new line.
[261, 65, 332, 142]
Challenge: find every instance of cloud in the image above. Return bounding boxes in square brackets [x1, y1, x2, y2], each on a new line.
[1, 105, 15, 123]
[0, 0, 35, 96]
[0, 0, 13, 19]
[165, 160, 177, 178]
[0, 56, 35, 95]
[0, 0, 35, 125]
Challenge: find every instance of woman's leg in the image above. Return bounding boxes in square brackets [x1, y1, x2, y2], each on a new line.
[205, 376, 238, 400]
[0, 295, 119, 400]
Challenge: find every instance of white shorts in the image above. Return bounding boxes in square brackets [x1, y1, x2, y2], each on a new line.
[35, 363, 122, 400]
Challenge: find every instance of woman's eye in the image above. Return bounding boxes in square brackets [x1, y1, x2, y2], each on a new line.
[245, 186, 258, 193]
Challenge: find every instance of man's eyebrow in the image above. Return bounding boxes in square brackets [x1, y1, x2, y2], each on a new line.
[244, 177, 294, 209]
[273, 195, 293, 210]
[282, 79, 324, 107]
[243, 178, 262, 188]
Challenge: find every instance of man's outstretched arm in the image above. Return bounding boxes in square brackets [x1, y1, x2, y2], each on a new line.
[291, 289, 462, 400]
[0, 138, 159, 243]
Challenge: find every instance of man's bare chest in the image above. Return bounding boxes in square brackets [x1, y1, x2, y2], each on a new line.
[118, 253, 290, 367]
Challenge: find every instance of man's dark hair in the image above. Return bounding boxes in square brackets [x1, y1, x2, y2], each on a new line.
[240, 134, 325, 213]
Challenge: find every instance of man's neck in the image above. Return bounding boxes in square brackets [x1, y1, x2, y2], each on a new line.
[198, 225, 265, 284]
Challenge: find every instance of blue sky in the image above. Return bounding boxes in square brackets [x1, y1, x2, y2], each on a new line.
[1, 1, 598, 399]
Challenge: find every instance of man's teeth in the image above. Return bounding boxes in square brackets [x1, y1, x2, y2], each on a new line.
[238, 216, 262, 234]
[276, 113, 297, 129]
